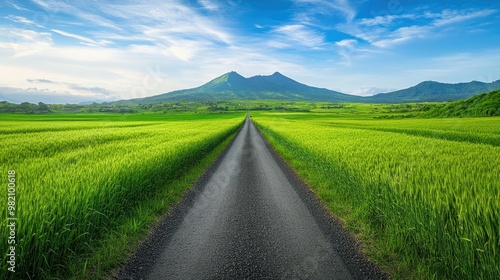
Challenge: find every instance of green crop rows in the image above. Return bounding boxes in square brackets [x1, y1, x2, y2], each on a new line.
[0, 113, 244, 279]
[253, 113, 500, 279]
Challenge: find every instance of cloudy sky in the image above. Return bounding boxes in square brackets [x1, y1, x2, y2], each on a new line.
[1, 0, 499, 103]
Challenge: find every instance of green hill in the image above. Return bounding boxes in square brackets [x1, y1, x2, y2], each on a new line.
[365, 80, 500, 103]
[425, 90, 500, 117]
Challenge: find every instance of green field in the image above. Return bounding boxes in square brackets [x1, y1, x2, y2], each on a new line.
[253, 112, 500, 279]
[0, 112, 245, 279]
[1, 108, 499, 279]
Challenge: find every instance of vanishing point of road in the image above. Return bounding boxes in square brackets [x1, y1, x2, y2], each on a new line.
[118, 116, 387, 279]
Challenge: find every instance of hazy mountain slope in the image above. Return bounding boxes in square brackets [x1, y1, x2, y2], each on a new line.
[366, 80, 500, 102]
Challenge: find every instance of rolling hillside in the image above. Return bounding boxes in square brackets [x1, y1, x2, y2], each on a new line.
[425, 90, 500, 117]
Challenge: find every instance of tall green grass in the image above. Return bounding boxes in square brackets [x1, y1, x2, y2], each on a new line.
[0, 114, 244, 279]
[253, 113, 500, 279]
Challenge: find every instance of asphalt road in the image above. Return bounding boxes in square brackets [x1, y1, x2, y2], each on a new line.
[118, 116, 387, 280]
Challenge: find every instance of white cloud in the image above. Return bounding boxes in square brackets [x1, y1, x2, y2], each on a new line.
[335, 38, 356, 48]
[4, 15, 45, 28]
[27, 78, 116, 96]
[51, 29, 112, 47]
[198, 0, 219, 11]
[334, 39, 381, 66]
[94, 1, 233, 47]
[0, 86, 114, 104]
[357, 14, 417, 27]
[340, 8, 497, 49]
[32, 0, 123, 31]
[371, 25, 430, 48]
[349, 86, 396, 96]
[30, 0, 53, 11]
[380, 48, 500, 87]
[0, 27, 53, 56]
[6, 1, 30, 12]
[274, 24, 325, 48]
[433, 9, 497, 27]
[335, 39, 357, 65]
[293, 0, 357, 22]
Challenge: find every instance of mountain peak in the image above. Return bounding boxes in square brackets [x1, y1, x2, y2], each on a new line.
[267, 71, 297, 85]
[198, 71, 247, 91]
[227, 71, 242, 76]
[223, 71, 244, 80]
[225, 71, 245, 82]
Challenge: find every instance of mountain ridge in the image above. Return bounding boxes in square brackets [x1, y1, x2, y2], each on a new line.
[367, 79, 500, 102]
[120, 71, 363, 103]
[115, 72, 500, 104]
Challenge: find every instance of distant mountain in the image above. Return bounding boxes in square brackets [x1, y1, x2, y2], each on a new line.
[117, 72, 364, 103]
[113, 72, 500, 104]
[366, 80, 500, 103]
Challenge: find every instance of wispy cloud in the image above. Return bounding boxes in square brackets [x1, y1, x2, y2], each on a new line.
[27, 78, 116, 96]
[273, 24, 325, 48]
[4, 15, 45, 28]
[349, 86, 396, 96]
[7, 0, 234, 60]
[51, 29, 112, 47]
[371, 25, 430, 48]
[88, 0, 234, 57]
[335, 38, 356, 48]
[268, 0, 356, 50]
[0, 86, 113, 103]
[334, 38, 380, 66]
[357, 14, 417, 27]
[27, 79, 57, 84]
[0, 27, 53, 56]
[31, 0, 123, 31]
[335, 39, 357, 65]
[433, 9, 496, 27]
[6, 1, 30, 11]
[198, 0, 220, 12]
[68, 85, 115, 96]
[293, 0, 356, 22]
[340, 8, 497, 48]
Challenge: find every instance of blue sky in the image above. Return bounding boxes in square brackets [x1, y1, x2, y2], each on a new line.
[0, 0, 499, 103]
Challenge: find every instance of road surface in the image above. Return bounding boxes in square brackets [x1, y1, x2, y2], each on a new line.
[118, 116, 386, 279]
